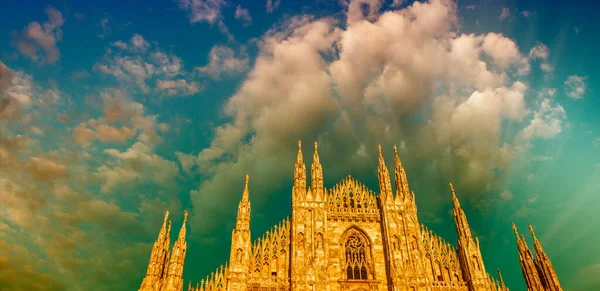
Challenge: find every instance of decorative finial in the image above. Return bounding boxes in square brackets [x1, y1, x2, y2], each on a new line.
[298, 140, 302, 149]
[528, 224, 535, 237]
[164, 210, 170, 222]
[183, 209, 189, 224]
[393, 144, 397, 153]
[378, 144, 382, 155]
[314, 141, 318, 151]
[512, 223, 518, 235]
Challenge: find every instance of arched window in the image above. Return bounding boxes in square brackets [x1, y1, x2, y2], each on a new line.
[344, 233, 370, 280]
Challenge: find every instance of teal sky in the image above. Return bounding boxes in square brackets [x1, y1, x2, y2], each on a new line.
[0, 0, 598, 290]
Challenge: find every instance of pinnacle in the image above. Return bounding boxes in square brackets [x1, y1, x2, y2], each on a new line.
[528, 224, 536, 237]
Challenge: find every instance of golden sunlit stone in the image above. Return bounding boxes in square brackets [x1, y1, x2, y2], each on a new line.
[139, 142, 562, 291]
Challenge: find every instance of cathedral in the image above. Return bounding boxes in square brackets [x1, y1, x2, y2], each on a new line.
[138, 141, 563, 291]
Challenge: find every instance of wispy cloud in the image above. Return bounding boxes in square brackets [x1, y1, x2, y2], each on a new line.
[499, 7, 510, 21]
[94, 34, 200, 97]
[266, 0, 281, 14]
[12, 7, 64, 64]
[177, 0, 233, 40]
[235, 5, 252, 26]
[564, 75, 587, 99]
[196, 45, 249, 79]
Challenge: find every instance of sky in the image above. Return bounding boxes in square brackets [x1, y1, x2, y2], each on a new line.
[0, 0, 598, 290]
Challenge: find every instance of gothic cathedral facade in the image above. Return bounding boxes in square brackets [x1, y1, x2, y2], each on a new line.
[139, 141, 563, 291]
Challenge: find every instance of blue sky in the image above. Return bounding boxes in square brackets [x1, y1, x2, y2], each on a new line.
[0, 0, 598, 290]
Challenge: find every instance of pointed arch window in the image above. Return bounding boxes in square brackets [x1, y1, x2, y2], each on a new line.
[344, 233, 370, 280]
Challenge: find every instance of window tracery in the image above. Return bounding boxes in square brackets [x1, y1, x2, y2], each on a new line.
[344, 233, 370, 280]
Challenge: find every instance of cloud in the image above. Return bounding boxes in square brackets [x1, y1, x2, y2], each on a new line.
[266, 0, 281, 14]
[156, 79, 202, 96]
[499, 7, 510, 21]
[177, 0, 571, 233]
[196, 45, 250, 79]
[178, 0, 226, 24]
[482, 33, 530, 74]
[12, 7, 64, 64]
[516, 98, 567, 141]
[563, 75, 587, 99]
[529, 42, 552, 73]
[343, 0, 384, 23]
[71, 70, 90, 80]
[94, 34, 199, 96]
[0, 62, 35, 121]
[235, 5, 252, 26]
[521, 11, 532, 17]
[465, 5, 475, 10]
[177, 0, 233, 39]
[500, 190, 513, 201]
[98, 17, 111, 39]
[570, 264, 600, 290]
[0, 63, 180, 291]
[98, 142, 179, 193]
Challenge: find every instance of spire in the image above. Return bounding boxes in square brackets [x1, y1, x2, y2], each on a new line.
[139, 210, 172, 291]
[297, 140, 303, 163]
[497, 269, 508, 290]
[450, 183, 460, 208]
[450, 183, 488, 289]
[377, 145, 394, 204]
[160, 210, 189, 291]
[228, 176, 252, 289]
[293, 140, 307, 202]
[242, 174, 249, 202]
[393, 145, 410, 202]
[528, 225, 545, 259]
[236, 175, 251, 231]
[512, 223, 545, 291]
[179, 210, 188, 239]
[311, 141, 323, 190]
[529, 225, 563, 290]
[450, 183, 472, 240]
